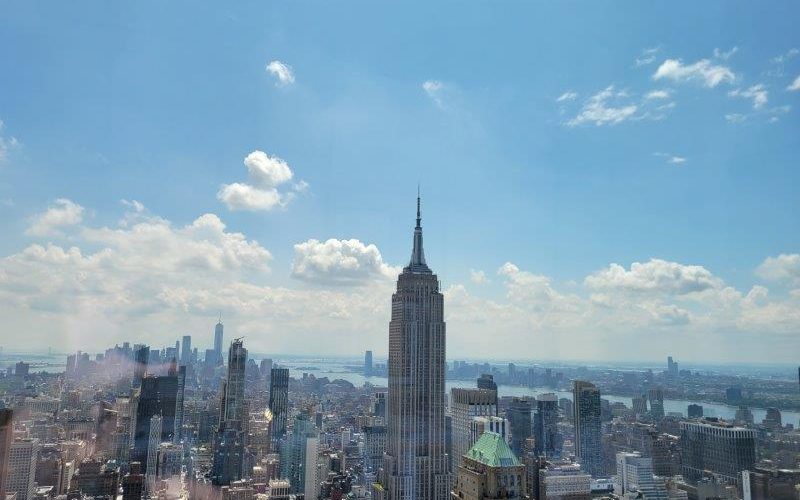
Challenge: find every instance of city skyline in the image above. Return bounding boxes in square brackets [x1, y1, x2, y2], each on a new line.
[1, 2, 799, 364]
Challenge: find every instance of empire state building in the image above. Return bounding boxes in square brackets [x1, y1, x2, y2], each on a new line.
[381, 195, 450, 500]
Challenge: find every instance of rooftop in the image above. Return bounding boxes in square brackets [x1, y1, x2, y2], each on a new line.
[465, 431, 520, 467]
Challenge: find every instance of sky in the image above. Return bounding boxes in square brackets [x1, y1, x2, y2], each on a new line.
[0, 1, 799, 363]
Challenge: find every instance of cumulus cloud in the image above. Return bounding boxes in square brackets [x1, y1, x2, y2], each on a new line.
[725, 113, 746, 124]
[469, 269, 488, 284]
[26, 199, 85, 237]
[585, 258, 722, 295]
[788, 75, 800, 92]
[218, 150, 307, 211]
[567, 86, 638, 126]
[266, 60, 295, 86]
[653, 58, 736, 87]
[291, 238, 400, 285]
[756, 253, 800, 286]
[728, 84, 768, 109]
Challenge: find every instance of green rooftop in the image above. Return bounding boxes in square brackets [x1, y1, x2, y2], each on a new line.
[464, 431, 521, 467]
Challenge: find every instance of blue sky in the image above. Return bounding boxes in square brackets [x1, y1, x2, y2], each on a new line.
[1, 1, 798, 363]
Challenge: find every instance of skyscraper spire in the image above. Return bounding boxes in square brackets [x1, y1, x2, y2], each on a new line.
[408, 189, 429, 273]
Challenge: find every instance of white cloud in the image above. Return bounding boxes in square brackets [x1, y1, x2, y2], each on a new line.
[566, 86, 638, 126]
[556, 91, 578, 102]
[756, 253, 800, 286]
[787, 75, 800, 92]
[243, 150, 294, 187]
[291, 238, 399, 286]
[266, 60, 295, 86]
[0, 119, 20, 163]
[218, 150, 307, 212]
[653, 58, 736, 87]
[645, 89, 671, 100]
[654, 152, 686, 165]
[469, 269, 488, 284]
[728, 84, 768, 109]
[422, 80, 445, 107]
[585, 258, 722, 295]
[725, 113, 746, 124]
[713, 46, 738, 60]
[26, 199, 85, 237]
[635, 47, 661, 66]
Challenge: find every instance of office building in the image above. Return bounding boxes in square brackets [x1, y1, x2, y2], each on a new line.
[133, 345, 149, 387]
[133, 374, 179, 470]
[477, 374, 498, 392]
[573, 381, 602, 477]
[364, 424, 387, 473]
[280, 413, 320, 498]
[507, 397, 532, 457]
[122, 461, 145, 500]
[214, 317, 224, 365]
[538, 460, 591, 500]
[648, 387, 665, 420]
[365, 350, 373, 376]
[469, 416, 508, 445]
[451, 432, 526, 500]
[0, 409, 12, 500]
[146, 415, 162, 492]
[450, 388, 498, 472]
[680, 419, 756, 485]
[212, 339, 249, 486]
[269, 367, 289, 439]
[615, 452, 668, 499]
[181, 335, 192, 365]
[380, 195, 450, 500]
[7, 438, 40, 500]
[687, 404, 703, 419]
[534, 393, 561, 457]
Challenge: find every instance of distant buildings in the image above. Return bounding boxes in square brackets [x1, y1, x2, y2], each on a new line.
[214, 317, 224, 366]
[648, 387, 665, 420]
[680, 419, 756, 485]
[687, 403, 703, 419]
[451, 431, 527, 500]
[573, 380, 602, 477]
[477, 373, 498, 391]
[181, 335, 192, 365]
[364, 350, 373, 376]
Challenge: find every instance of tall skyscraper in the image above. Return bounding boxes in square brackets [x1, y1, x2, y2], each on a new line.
[507, 397, 532, 457]
[0, 409, 12, 500]
[146, 415, 162, 493]
[364, 350, 373, 376]
[133, 345, 149, 388]
[573, 380, 602, 477]
[173, 365, 186, 442]
[133, 374, 179, 471]
[450, 388, 498, 472]
[212, 338, 248, 486]
[280, 412, 320, 498]
[181, 335, 192, 365]
[269, 367, 289, 439]
[214, 316, 224, 366]
[381, 194, 450, 500]
[534, 393, 561, 457]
